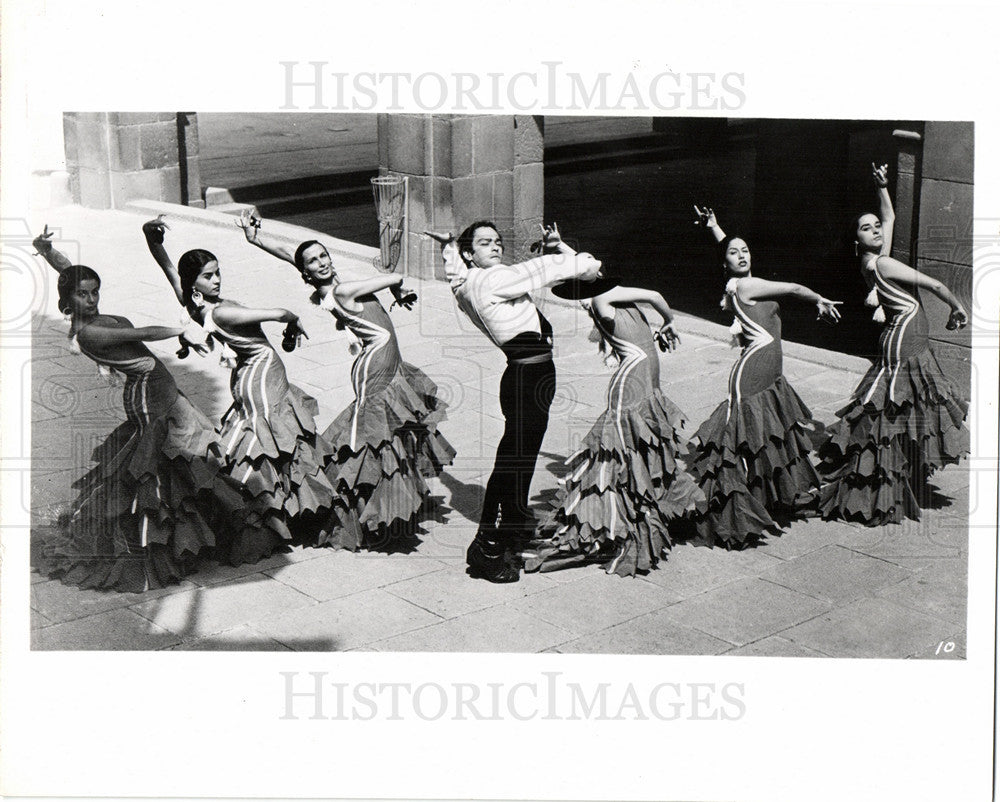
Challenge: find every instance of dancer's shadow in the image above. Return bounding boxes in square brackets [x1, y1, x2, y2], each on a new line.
[436, 472, 485, 525]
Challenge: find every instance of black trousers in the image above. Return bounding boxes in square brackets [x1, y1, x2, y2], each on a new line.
[477, 358, 556, 540]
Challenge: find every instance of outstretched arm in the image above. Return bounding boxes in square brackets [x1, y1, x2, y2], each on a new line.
[334, 273, 404, 304]
[737, 277, 842, 322]
[694, 205, 727, 243]
[873, 163, 895, 257]
[142, 216, 185, 306]
[875, 256, 968, 329]
[79, 320, 210, 354]
[236, 209, 296, 265]
[33, 225, 74, 273]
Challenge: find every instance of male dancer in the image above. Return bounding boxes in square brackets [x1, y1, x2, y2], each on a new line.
[427, 224, 601, 582]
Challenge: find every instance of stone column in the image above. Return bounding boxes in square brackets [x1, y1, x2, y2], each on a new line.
[62, 113, 201, 209]
[377, 114, 544, 280]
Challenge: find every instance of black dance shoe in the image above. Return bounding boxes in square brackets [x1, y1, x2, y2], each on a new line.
[466, 536, 520, 584]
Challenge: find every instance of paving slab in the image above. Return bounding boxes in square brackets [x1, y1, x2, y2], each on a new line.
[373, 604, 572, 653]
[130, 574, 316, 639]
[722, 635, 829, 658]
[167, 625, 294, 652]
[385, 563, 559, 619]
[641, 542, 786, 599]
[555, 608, 733, 655]
[781, 598, 956, 659]
[253, 588, 442, 651]
[32, 608, 182, 651]
[187, 552, 295, 587]
[658, 578, 830, 647]
[876, 559, 968, 628]
[31, 576, 199, 624]
[264, 550, 447, 602]
[507, 571, 682, 637]
[760, 545, 913, 605]
[755, 518, 861, 561]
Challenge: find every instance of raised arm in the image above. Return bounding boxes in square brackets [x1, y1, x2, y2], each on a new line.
[694, 206, 727, 243]
[142, 216, 185, 306]
[237, 209, 296, 265]
[873, 163, 895, 257]
[33, 225, 74, 273]
[737, 277, 841, 322]
[488, 252, 603, 300]
[874, 256, 968, 329]
[592, 285, 681, 350]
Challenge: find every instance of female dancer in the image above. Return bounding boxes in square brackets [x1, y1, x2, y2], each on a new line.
[236, 211, 455, 550]
[523, 240, 704, 576]
[818, 164, 969, 525]
[32, 227, 269, 592]
[691, 207, 841, 548]
[142, 217, 346, 554]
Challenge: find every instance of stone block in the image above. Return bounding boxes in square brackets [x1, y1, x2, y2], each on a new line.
[159, 165, 183, 203]
[450, 115, 474, 177]
[514, 115, 544, 165]
[139, 121, 180, 170]
[110, 124, 142, 172]
[77, 167, 112, 209]
[108, 112, 175, 126]
[430, 114, 452, 176]
[892, 169, 915, 254]
[915, 259, 972, 345]
[922, 121, 974, 184]
[62, 114, 79, 167]
[760, 545, 913, 605]
[384, 114, 427, 175]
[74, 119, 111, 170]
[917, 179, 973, 266]
[430, 176, 454, 230]
[110, 169, 162, 205]
[514, 162, 544, 220]
[472, 115, 514, 174]
[453, 174, 496, 222]
[895, 143, 918, 176]
[492, 171, 514, 220]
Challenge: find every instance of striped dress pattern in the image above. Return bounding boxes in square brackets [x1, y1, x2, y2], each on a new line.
[525, 304, 703, 576]
[35, 330, 268, 592]
[320, 293, 455, 549]
[690, 285, 821, 548]
[819, 256, 969, 525]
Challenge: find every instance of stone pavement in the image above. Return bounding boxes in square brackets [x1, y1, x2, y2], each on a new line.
[27, 205, 969, 656]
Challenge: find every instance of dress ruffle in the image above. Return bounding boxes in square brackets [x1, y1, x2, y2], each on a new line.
[819, 346, 968, 525]
[217, 381, 341, 544]
[35, 393, 272, 593]
[525, 390, 703, 576]
[691, 375, 820, 549]
[323, 362, 455, 549]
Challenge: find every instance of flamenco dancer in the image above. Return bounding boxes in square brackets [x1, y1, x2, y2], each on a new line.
[32, 227, 270, 592]
[691, 207, 842, 549]
[523, 262, 704, 577]
[818, 163, 969, 525]
[142, 217, 344, 557]
[427, 223, 602, 583]
[236, 210, 455, 550]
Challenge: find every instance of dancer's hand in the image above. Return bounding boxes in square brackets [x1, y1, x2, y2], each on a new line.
[576, 252, 603, 281]
[872, 162, 890, 188]
[693, 205, 718, 229]
[541, 222, 563, 250]
[946, 306, 969, 330]
[390, 282, 418, 311]
[33, 224, 55, 254]
[142, 215, 170, 244]
[281, 318, 309, 351]
[655, 323, 681, 352]
[816, 298, 842, 323]
[237, 208, 262, 244]
[178, 323, 211, 357]
[423, 230, 454, 246]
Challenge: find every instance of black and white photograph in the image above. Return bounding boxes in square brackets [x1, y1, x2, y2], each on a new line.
[1, 2, 997, 801]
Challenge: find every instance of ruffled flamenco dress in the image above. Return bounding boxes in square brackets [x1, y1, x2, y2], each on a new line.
[524, 304, 703, 576]
[689, 281, 821, 549]
[318, 291, 455, 549]
[34, 327, 274, 592]
[204, 303, 351, 554]
[818, 256, 968, 525]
